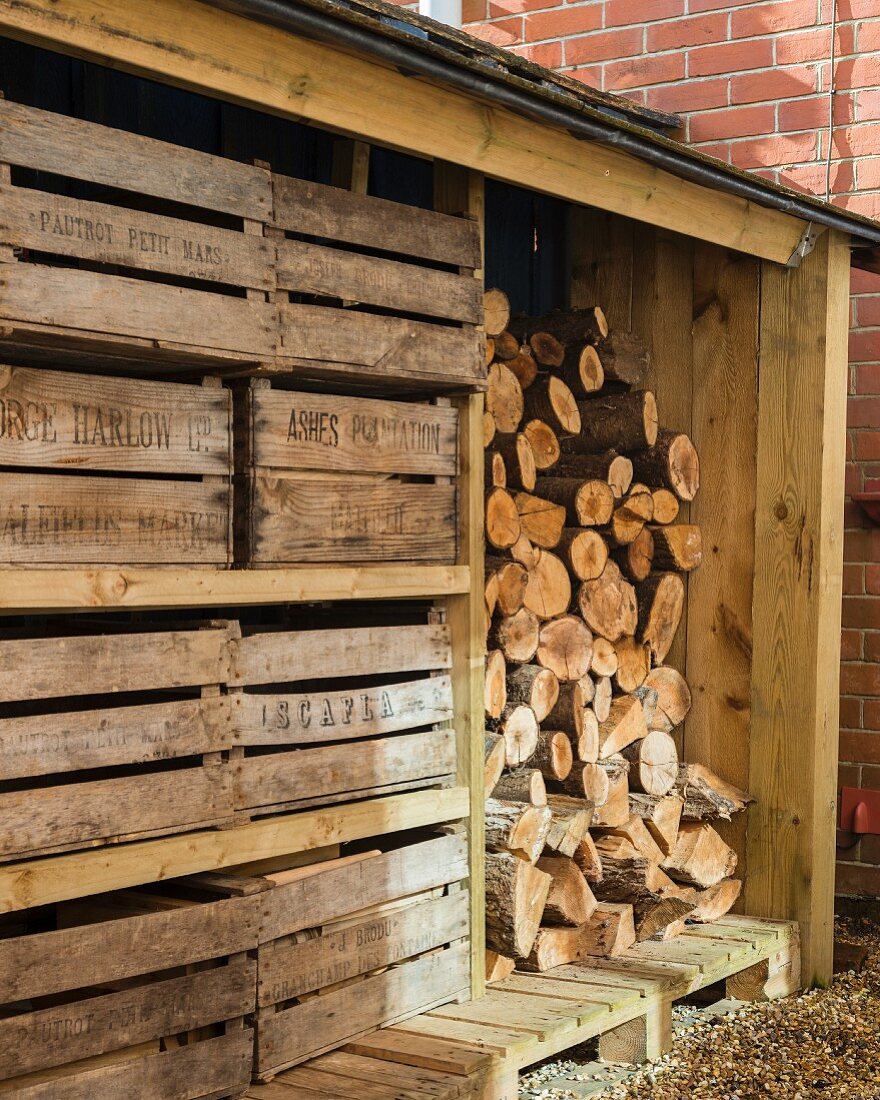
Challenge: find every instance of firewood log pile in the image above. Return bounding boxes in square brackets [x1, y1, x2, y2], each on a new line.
[482, 289, 752, 979]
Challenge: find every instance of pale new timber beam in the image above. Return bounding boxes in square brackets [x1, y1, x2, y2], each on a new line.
[0, 786, 469, 912]
[0, 565, 469, 613]
[747, 229, 849, 987]
[435, 160, 486, 1000]
[0, 0, 805, 264]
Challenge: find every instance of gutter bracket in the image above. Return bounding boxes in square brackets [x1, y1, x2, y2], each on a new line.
[786, 221, 818, 268]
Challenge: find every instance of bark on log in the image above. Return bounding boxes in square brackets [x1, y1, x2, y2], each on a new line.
[489, 607, 540, 663]
[675, 764, 752, 820]
[537, 856, 597, 926]
[484, 288, 511, 338]
[631, 430, 700, 501]
[613, 636, 651, 693]
[508, 306, 608, 347]
[493, 433, 537, 493]
[614, 526, 654, 584]
[522, 419, 561, 471]
[662, 822, 738, 888]
[484, 731, 506, 794]
[493, 767, 547, 806]
[532, 729, 574, 782]
[637, 573, 685, 663]
[486, 557, 529, 617]
[537, 477, 615, 527]
[486, 487, 521, 550]
[566, 391, 658, 455]
[523, 549, 572, 620]
[507, 663, 560, 723]
[497, 703, 540, 767]
[487, 362, 524, 434]
[522, 375, 581, 437]
[515, 492, 566, 548]
[537, 614, 593, 682]
[485, 797, 553, 863]
[557, 528, 609, 582]
[598, 695, 648, 759]
[578, 561, 638, 641]
[485, 850, 552, 958]
[622, 730, 679, 797]
[650, 525, 703, 571]
[552, 452, 633, 499]
[485, 649, 508, 720]
[544, 794, 594, 858]
[595, 331, 650, 387]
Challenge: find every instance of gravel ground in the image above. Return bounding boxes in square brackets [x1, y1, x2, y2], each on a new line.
[519, 909, 880, 1100]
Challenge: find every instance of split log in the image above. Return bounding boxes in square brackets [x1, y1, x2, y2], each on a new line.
[485, 337, 496, 368]
[483, 288, 511, 337]
[494, 330, 520, 360]
[532, 730, 574, 782]
[537, 614, 593, 682]
[631, 430, 700, 501]
[568, 391, 658, 454]
[493, 768, 547, 807]
[591, 639, 618, 678]
[536, 856, 597, 926]
[676, 764, 752, 820]
[486, 951, 516, 983]
[637, 573, 685, 664]
[623, 731, 678, 797]
[552, 452, 633, 499]
[486, 362, 524, 434]
[507, 664, 560, 723]
[505, 348, 539, 390]
[651, 488, 680, 525]
[557, 528, 609, 582]
[484, 732, 506, 794]
[635, 895, 696, 941]
[485, 450, 506, 488]
[546, 681, 599, 762]
[662, 822, 738, 888]
[494, 433, 537, 492]
[522, 419, 561, 471]
[537, 477, 615, 527]
[593, 837, 678, 904]
[486, 557, 529, 617]
[522, 375, 580, 437]
[489, 607, 540, 663]
[578, 561, 638, 641]
[651, 525, 703, 571]
[592, 675, 613, 723]
[485, 798, 553, 863]
[528, 331, 565, 368]
[609, 489, 654, 546]
[486, 487, 520, 549]
[482, 410, 496, 448]
[593, 756, 630, 827]
[574, 831, 603, 882]
[613, 636, 651, 693]
[598, 695, 648, 759]
[515, 492, 566, 548]
[523, 549, 572, 620]
[545, 794, 594, 858]
[485, 649, 507, 720]
[614, 526, 654, 583]
[519, 925, 586, 972]
[628, 793, 684, 856]
[496, 703, 540, 767]
[510, 532, 540, 570]
[637, 667, 692, 732]
[578, 902, 636, 957]
[595, 331, 650, 387]
[558, 343, 604, 397]
[508, 306, 608, 348]
[598, 814, 665, 865]
[485, 850, 552, 958]
[685, 878, 742, 922]
[557, 760, 608, 805]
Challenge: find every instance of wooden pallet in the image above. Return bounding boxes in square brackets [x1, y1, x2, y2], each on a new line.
[245, 916, 799, 1099]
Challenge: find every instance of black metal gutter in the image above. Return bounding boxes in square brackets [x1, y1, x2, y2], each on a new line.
[211, 0, 880, 250]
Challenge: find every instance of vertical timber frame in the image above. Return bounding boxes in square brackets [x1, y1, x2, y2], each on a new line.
[747, 229, 850, 987]
[435, 160, 487, 1000]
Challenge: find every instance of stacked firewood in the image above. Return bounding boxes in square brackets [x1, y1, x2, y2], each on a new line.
[481, 289, 751, 979]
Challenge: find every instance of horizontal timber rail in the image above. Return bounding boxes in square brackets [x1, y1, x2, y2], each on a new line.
[0, 786, 469, 913]
[0, 565, 470, 612]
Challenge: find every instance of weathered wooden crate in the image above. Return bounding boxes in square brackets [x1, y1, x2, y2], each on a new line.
[234, 381, 459, 565]
[0, 620, 236, 860]
[0, 97, 274, 370]
[228, 619, 457, 819]
[0, 886, 259, 1098]
[270, 173, 485, 389]
[0, 366, 232, 565]
[201, 832, 471, 1080]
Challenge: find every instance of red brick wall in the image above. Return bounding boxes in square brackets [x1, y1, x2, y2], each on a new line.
[389, 0, 880, 893]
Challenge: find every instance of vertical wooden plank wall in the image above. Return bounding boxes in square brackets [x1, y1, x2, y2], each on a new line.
[747, 229, 850, 987]
[686, 244, 760, 875]
[568, 207, 633, 330]
[435, 161, 487, 1000]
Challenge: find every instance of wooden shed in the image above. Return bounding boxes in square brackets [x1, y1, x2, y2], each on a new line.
[0, 0, 877, 1095]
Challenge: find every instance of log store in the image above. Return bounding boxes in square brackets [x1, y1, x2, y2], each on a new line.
[0, 0, 876, 1096]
